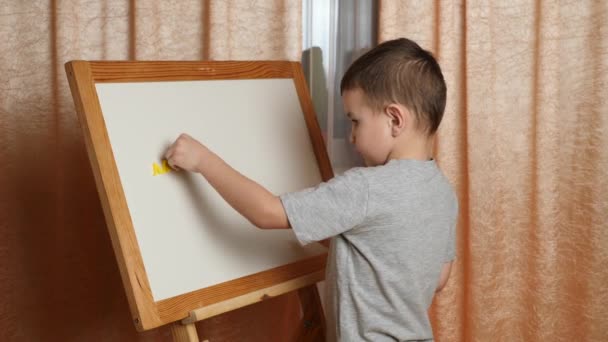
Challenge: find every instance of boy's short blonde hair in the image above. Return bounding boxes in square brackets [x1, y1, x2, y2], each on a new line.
[340, 38, 447, 135]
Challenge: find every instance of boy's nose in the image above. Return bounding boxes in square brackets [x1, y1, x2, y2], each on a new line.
[349, 131, 355, 144]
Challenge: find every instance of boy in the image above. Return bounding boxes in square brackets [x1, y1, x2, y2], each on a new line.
[165, 38, 458, 341]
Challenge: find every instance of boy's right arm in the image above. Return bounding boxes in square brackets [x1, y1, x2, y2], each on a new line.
[165, 134, 290, 230]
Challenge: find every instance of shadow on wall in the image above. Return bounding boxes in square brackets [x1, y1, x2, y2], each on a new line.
[302, 46, 365, 172]
[301, 46, 329, 137]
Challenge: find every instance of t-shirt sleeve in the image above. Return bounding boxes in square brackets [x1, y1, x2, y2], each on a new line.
[444, 195, 459, 262]
[280, 168, 369, 245]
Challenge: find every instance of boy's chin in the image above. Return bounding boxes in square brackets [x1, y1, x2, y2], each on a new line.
[362, 155, 391, 167]
[363, 159, 380, 167]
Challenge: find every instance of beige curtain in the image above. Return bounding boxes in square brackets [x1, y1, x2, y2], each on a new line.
[0, 1, 302, 341]
[379, 1, 608, 341]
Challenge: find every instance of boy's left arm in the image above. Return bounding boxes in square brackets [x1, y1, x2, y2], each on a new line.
[165, 134, 290, 230]
[435, 261, 453, 292]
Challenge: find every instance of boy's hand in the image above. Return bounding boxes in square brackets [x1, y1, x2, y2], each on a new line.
[165, 133, 208, 173]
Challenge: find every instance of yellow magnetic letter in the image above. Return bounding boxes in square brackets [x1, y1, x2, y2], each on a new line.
[152, 160, 172, 176]
[162, 160, 171, 173]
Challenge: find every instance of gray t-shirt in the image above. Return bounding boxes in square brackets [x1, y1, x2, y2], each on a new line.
[280, 159, 458, 342]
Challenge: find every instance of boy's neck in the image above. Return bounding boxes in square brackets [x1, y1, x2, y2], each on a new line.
[387, 134, 434, 162]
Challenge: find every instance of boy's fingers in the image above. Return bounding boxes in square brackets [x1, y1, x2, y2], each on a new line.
[164, 146, 180, 170]
[164, 146, 174, 160]
[166, 155, 181, 170]
[167, 159, 180, 171]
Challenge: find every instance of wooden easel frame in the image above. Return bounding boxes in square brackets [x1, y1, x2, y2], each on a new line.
[65, 61, 331, 339]
[171, 282, 326, 341]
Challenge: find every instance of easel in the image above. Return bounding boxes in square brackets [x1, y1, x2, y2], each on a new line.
[171, 283, 326, 342]
[65, 60, 333, 342]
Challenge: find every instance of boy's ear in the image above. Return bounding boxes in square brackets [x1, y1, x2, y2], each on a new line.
[384, 104, 407, 136]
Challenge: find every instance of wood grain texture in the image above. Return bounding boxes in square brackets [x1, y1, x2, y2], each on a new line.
[65, 61, 160, 330]
[183, 270, 325, 324]
[290, 63, 334, 182]
[65, 60, 329, 332]
[158, 256, 325, 326]
[88, 61, 295, 83]
[170, 323, 198, 342]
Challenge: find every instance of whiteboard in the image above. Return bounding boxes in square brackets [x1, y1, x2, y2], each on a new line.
[96, 79, 327, 301]
[65, 60, 331, 331]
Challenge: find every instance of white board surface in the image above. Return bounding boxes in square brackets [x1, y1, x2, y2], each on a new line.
[95, 78, 326, 301]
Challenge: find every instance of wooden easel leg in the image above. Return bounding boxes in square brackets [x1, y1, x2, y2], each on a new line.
[296, 285, 326, 342]
[171, 322, 199, 342]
